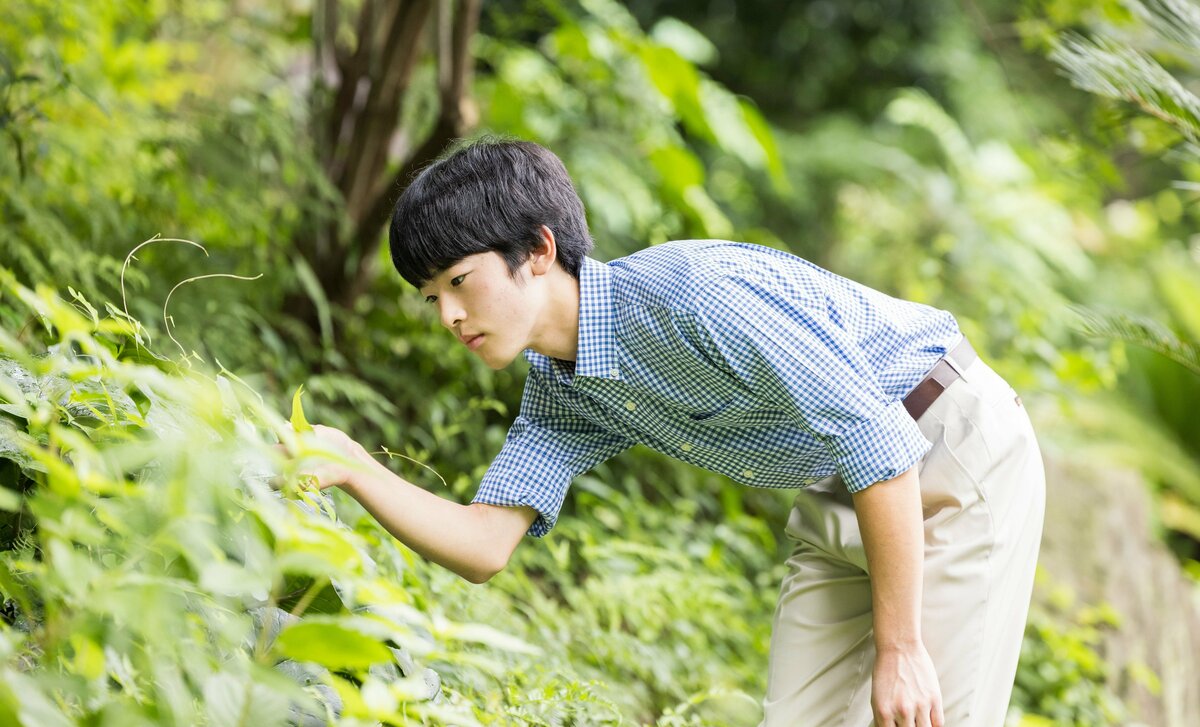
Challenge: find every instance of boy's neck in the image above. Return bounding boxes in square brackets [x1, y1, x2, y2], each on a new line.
[528, 266, 580, 362]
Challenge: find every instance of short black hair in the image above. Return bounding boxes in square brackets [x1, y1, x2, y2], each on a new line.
[388, 137, 593, 288]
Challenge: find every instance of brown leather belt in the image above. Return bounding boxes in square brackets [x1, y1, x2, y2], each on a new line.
[902, 337, 977, 421]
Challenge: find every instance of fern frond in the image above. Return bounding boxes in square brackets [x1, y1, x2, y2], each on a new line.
[1126, 0, 1200, 53]
[1051, 34, 1200, 141]
[1072, 305, 1200, 375]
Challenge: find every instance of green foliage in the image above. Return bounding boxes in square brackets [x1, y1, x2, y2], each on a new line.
[0, 0, 332, 376]
[817, 89, 1111, 394]
[479, 0, 786, 258]
[1041, 0, 1200, 559]
[1049, 0, 1200, 146]
[1010, 581, 1133, 725]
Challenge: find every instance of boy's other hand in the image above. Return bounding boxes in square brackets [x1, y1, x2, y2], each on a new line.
[871, 642, 944, 727]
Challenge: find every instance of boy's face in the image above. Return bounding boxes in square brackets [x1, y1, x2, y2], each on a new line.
[419, 252, 537, 370]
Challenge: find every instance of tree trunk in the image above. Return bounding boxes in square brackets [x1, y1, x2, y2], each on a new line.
[287, 0, 481, 339]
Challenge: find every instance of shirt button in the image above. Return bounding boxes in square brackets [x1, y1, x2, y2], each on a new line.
[610, 368, 619, 378]
[743, 469, 754, 479]
[680, 442, 693, 452]
[625, 401, 636, 412]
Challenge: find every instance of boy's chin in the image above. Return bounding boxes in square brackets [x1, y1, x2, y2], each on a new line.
[478, 347, 519, 370]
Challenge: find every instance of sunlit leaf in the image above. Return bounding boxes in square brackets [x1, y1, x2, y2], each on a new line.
[290, 385, 313, 434]
[275, 619, 394, 670]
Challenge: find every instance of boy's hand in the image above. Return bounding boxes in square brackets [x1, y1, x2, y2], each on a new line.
[284, 424, 372, 491]
[871, 642, 944, 727]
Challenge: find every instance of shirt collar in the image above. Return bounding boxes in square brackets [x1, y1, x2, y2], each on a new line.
[523, 256, 620, 385]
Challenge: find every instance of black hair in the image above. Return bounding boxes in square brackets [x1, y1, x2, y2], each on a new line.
[388, 137, 593, 288]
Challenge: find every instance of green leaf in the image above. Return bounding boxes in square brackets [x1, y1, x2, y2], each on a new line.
[699, 81, 765, 170]
[199, 560, 271, 602]
[274, 618, 393, 670]
[637, 44, 713, 142]
[739, 99, 788, 190]
[292, 256, 332, 350]
[290, 385, 313, 433]
[649, 146, 704, 189]
[682, 186, 733, 238]
[649, 17, 717, 66]
[0, 679, 19, 727]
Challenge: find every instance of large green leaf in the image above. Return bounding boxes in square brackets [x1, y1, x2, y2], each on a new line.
[636, 44, 714, 142]
[274, 618, 394, 670]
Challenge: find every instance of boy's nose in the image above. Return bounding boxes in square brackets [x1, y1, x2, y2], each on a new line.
[438, 301, 464, 329]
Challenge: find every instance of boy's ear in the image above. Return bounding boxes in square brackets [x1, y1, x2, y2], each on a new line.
[530, 225, 558, 275]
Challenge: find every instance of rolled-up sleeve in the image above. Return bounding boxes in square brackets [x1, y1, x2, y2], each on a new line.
[692, 275, 931, 492]
[472, 372, 633, 536]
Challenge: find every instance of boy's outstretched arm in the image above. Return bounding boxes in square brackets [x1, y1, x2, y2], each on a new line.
[298, 425, 538, 584]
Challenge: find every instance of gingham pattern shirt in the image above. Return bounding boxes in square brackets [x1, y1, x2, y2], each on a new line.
[473, 240, 962, 536]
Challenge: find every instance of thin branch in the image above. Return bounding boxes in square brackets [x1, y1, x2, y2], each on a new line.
[121, 235, 209, 319]
[163, 273, 264, 357]
[374, 446, 449, 489]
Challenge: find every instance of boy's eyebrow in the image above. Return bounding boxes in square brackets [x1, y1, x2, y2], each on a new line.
[428, 262, 466, 284]
[419, 267, 452, 297]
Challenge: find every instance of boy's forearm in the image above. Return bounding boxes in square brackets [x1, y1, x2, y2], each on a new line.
[339, 454, 531, 583]
[851, 465, 924, 650]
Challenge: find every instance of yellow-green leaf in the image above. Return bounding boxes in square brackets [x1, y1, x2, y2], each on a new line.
[290, 385, 312, 433]
[275, 619, 393, 670]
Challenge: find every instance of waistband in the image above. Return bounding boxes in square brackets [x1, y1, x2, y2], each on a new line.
[902, 337, 977, 421]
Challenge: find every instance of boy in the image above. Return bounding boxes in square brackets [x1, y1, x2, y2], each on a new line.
[302, 139, 1045, 727]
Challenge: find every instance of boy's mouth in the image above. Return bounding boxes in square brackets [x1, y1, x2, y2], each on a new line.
[463, 334, 485, 350]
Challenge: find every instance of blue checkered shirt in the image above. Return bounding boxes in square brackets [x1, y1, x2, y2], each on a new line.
[473, 240, 962, 536]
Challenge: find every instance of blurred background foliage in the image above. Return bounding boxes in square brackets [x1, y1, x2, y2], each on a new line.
[2, 0, 1199, 724]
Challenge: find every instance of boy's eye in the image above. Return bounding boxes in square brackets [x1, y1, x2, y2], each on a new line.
[423, 273, 465, 303]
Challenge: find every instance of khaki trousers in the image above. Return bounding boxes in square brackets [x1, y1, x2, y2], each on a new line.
[761, 357, 1046, 727]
